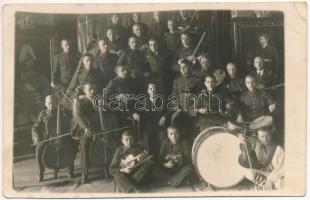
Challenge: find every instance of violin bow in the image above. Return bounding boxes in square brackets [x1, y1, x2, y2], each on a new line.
[191, 32, 206, 58]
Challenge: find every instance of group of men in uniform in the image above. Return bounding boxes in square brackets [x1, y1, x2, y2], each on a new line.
[31, 11, 284, 192]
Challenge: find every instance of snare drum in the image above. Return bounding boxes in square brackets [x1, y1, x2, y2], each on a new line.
[192, 127, 245, 188]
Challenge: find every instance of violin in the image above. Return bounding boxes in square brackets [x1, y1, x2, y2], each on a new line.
[120, 151, 153, 171]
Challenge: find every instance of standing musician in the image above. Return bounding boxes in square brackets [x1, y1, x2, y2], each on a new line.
[94, 39, 118, 86]
[145, 38, 171, 97]
[164, 19, 180, 52]
[104, 28, 124, 56]
[149, 11, 168, 48]
[32, 95, 74, 181]
[51, 39, 81, 92]
[73, 82, 101, 183]
[109, 13, 129, 51]
[239, 75, 276, 122]
[238, 126, 284, 190]
[172, 32, 201, 73]
[152, 126, 195, 188]
[109, 131, 153, 193]
[68, 53, 101, 99]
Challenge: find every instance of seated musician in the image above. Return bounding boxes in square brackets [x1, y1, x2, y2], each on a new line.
[105, 65, 141, 128]
[73, 82, 100, 183]
[152, 126, 195, 188]
[249, 56, 276, 89]
[109, 131, 153, 193]
[239, 75, 276, 122]
[239, 126, 284, 190]
[193, 74, 236, 132]
[31, 95, 74, 181]
[193, 54, 214, 82]
[223, 62, 246, 100]
[171, 59, 200, 138]
[68, 53, 101, 99]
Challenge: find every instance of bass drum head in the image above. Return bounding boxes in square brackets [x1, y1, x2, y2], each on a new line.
[193, 129, 244, 188]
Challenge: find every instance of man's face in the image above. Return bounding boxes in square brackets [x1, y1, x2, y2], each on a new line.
[200, 57, 210, 70]
[254, 57, 264, 70]
[180, 63, 191, 76]
[245, 76, 256, 92]
[227, 64, 237, 78]
[153, 12, 160, 22]
[106, 29, 115, 42]
[204, 77, 216, 91]
[83, 56, 92, 70]
[128, 37, 137, 50]
[98, 40, 109, 53]
[181, 34, 191, 47]
[111, 14, 119, 24]
[259, 36, 268, 46]
[167, 20, 175, 32]
[149, 40, 158, 53]
[122, 135, 134, 148]
[45, 97, 55, 111]
[132, 25, 141, 37]
[258, 130, 272, 145]
[61, 40, 70, 53]
[147, 84, 157, 97]
[167, 128, 180, 144]
[132, 13, 140, 23]
[83, 84, 95, 98]
[116, 66, 128, 79]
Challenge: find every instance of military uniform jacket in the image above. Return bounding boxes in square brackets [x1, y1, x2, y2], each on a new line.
[69, 68, 102, 94]
[239, 89, 274, 121]
[159, 138, 191, 168]
[117, 49, 148, 74]
[73, 96, 101, 132]
[172, 74, 201, 110]
[109, 144, 145, 176]
[94, 52, 118, 84]
[145, 49, 169, 74]
[31, 109, 70, 140]
[52, 52, 81, 89]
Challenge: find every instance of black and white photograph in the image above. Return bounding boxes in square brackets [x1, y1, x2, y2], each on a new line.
[2, 2, 307, 198]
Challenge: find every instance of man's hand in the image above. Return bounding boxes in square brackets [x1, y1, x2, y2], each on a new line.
[85, 128, 93, 138]
[120, 167, 132, 174]
[33, 137, 39, 146]
[50, 82, 56, 88]
[163, 161, 174, 169]
[132, 113, 140, 121]
[198, 108, 207, 114]
[269, 104, 276, 113]
[158, 116, 166, 127]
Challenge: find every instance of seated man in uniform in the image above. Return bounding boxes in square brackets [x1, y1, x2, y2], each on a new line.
[132, 24, 149, 51]
[193, 54, 214, 82]
[223, 62, 245, 100]
[239, 126, 284, 190]
[104, 28, 123, 56]
[152, 126, 195, 188]
[109, 131, 153, 193]
[32, 95, 74, 181]
[239, 75, 276, 122]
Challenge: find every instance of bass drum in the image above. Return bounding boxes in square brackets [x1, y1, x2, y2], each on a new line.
[192, 127, 245, 188]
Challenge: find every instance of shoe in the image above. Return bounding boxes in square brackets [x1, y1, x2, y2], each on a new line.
[81, 176, 88, 184]
[38, 172, 44, 182]
[54, 170, 58, 179]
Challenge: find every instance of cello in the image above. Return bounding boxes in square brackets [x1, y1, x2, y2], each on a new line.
[42, 93, 75, 175]
[88, 92, 117, 180]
